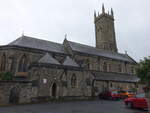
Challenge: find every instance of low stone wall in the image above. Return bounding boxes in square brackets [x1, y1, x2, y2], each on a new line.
[0, 81, 38, 105]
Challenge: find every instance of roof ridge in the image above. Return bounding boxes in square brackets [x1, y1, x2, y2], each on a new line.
[68, 40, 95, 49]
[7, 35, 67, 54]
[67, 40, 135, 63]
[9, 35, 63, 46]
[124, 53, 137, 63]
[68, 40, 127, 55]
[8, 36, 24, 45]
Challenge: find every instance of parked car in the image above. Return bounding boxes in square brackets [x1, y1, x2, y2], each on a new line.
[118, 90, 135, 99]
[124, 93, 148, 110]
[99, 90, 120, 100]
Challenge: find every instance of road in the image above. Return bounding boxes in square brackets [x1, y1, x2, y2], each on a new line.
[0, 100, 148, 113]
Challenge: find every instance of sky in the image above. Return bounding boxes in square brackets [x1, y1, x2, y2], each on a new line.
[0, 0, 149, 61]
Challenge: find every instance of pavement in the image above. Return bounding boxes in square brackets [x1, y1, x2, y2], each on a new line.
[0, 100, 148, 113]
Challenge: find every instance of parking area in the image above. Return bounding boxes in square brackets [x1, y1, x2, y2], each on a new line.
[0, 100, 148, 113]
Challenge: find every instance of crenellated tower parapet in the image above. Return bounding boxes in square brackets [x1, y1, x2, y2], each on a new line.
[94, 4, 118, 52]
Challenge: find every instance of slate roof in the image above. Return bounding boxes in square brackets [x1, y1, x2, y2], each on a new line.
[8, 36, 67, 54]
[7, 35, 136, 63]
[63, 56, 79, 67]
[67, 40, 136, 63]
[38, 53, 60, 65]
[93, 72, 140, 83]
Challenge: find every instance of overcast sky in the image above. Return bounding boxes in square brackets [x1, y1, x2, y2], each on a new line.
[0, 0, 149, 61]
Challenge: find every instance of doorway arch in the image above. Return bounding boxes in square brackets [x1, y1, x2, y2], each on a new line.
[51, 83, 57, 98]
[9, 87, 20, 104]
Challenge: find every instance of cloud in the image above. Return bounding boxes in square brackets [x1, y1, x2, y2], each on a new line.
[0, 0, 149, 61]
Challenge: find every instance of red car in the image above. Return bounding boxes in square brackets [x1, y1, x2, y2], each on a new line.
[99, 90, 120, 100]
[124, 93, 148, 110]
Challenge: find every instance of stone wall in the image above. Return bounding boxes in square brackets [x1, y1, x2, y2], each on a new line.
[74, 54, 136, 75]
[0, 46, 138, 103]
[59, 70, 92, 97]
[30, 66, 93, 100]
[0, 45, 136, 78]
[0, 81, 37, 104]
[0, 48, 42, 74]
[0, 48, 67, 76]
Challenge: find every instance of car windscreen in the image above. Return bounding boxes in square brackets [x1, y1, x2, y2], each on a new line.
[136, 93, 145, 98]
[127, 91, 133, 93]
[111, 91, 118, 94]
[118, 91, 126, 93]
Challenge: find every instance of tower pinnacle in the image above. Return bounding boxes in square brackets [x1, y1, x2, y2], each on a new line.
[111, 8, 114, 17]
[102, 4, 105, 13]
[94, 10, 96, 18]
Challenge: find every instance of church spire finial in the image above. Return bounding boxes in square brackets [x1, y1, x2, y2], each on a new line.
[22, 30, 24, 37]
[111, 8, 114, 17]
[65, 34, 67, 40]
[102, 3, 105, 13]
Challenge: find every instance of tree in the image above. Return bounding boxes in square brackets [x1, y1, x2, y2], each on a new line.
[136, 56, 150, 83]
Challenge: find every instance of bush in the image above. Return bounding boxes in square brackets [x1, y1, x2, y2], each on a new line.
[131, 87, 137, 94]
[0, 72, 13, 80]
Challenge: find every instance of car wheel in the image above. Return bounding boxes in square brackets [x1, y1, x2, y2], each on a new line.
[143, 108, 148, 111]
[127, 102, 133, 108]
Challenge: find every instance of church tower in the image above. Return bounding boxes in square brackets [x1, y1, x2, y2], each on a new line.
[94, 4, 118, 52]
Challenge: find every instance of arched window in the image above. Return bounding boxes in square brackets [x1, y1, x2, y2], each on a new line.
[103, 62, 107, 72]
[109, 44, 112, 51]
[8, 57, 13, 71]
[110, 83, 113, 87]
[62, 72, 67, 87]
[0, 54, 6, 71]
[18, 55, 28, 72]
[71, 74, 77, 88]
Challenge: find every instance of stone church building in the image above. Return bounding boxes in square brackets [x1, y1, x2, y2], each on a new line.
[0, 5, 139, 104]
